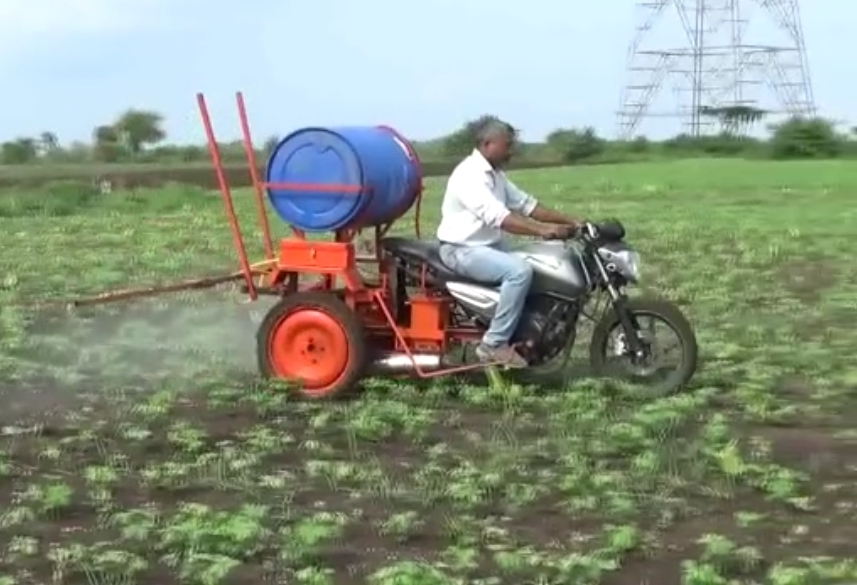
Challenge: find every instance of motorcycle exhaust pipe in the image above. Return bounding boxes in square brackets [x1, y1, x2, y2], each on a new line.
[368, 352, 442, 375]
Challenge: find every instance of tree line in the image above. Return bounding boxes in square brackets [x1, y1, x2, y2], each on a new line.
[2, 107, 855, 168]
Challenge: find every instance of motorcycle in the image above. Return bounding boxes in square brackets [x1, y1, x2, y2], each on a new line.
[381, 220, 698, 393]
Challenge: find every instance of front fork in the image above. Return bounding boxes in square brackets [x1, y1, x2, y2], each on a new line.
[591, 252, 647, 359]
[610, 294, 646, 358]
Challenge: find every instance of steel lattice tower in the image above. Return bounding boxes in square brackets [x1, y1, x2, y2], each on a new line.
[617, 0, 816, 139]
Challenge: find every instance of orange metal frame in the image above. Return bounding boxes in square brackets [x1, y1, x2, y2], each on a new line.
[196, 92, 491, 378]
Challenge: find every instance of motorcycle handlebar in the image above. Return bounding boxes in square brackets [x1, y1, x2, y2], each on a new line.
[541, 221, 596, 242]
[540, 220, 624, 242]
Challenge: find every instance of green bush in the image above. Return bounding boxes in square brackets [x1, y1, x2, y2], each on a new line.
[0, 181, 211, 218]
[546, 128, 606, 164]
[0, 181, 101, 217]
[769, 117, 844, 159]
[100, 183, 214, 214]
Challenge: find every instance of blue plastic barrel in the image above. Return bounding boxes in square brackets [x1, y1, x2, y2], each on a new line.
[265, 126, 422, 232]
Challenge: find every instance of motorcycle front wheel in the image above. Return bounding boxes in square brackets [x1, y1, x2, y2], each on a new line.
[589, 297, 698, 393]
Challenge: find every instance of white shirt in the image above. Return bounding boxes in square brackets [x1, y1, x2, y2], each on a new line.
[435, 150, 538, 246]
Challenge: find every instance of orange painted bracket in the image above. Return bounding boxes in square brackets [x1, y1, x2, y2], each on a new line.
[401, 294, 449, 344]
[278, 238, 355, 272]
[369, 290, 505, 378]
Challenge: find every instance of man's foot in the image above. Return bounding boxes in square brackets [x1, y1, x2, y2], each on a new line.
[475, 343, 528, 369]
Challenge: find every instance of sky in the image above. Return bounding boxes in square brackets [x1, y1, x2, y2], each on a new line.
[0, 0, 851, 145]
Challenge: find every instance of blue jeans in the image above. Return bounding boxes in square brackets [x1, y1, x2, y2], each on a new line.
[438, 240, 533, 347]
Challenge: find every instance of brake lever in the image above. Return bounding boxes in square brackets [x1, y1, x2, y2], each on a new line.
[582, 222, 599, 240]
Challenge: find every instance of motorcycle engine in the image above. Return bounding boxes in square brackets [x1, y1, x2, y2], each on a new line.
[512, 297, 579, 366]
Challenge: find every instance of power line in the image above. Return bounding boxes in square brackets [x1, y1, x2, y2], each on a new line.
[617, 0, 816, 139]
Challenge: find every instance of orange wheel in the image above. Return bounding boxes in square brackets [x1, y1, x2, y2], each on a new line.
[257, 292, 366, 398]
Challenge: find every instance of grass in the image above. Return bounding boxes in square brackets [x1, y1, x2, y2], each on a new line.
[2, 157, 857, 584]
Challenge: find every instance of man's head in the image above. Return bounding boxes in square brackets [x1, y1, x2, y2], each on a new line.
[474, 118, 517, 168]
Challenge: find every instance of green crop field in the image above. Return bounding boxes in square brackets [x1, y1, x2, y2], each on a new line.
[2, 158, 857, 584]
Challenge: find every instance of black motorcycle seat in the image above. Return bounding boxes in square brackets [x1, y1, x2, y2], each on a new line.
[379, 237, 498, 286]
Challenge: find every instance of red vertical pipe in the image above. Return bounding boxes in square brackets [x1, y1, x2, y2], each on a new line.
[196, 93, 258, 300]
[235, 92, 275, 259]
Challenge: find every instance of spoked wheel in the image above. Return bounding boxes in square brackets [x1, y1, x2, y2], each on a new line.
[589, 298, 698, 393]
[257, 292, 367, 399]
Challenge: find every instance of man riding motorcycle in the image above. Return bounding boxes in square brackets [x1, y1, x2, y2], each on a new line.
[436, 118, 582, 368]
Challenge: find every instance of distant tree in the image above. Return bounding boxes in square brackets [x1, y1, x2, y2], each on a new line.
[769, 116, 841, 159]
[546, 127, 604, 163]
[94, 124, 119, 144]
[1, 137, 38, 164]
[38, 131, 59, 155]
[113, 109, 166, 155]
[93, 124, 124, 162]
[413, 138, 444, 160]
[176, 145, 206, 163]
[628, 136, 650, 153]
[698, 132, 752, 156]
[216, 140, 249, 163]
[263, 135, 280, 156]
[64, 141, 91, 162]
[663, 133, 696, 152]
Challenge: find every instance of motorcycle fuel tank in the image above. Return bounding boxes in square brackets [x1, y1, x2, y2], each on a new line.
[512, 241, 592, 299]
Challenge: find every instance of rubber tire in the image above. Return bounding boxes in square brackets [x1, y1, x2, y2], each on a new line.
[589, 297, 698, 393]
[256, 291, 367, 399]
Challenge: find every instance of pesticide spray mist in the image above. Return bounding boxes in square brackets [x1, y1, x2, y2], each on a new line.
[1, 286, 278, 425]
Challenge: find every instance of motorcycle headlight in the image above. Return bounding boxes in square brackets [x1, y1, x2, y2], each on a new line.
[599, 247, 641, 281]
[619, 249, 641, 281]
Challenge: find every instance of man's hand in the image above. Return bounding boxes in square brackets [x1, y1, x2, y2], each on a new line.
[530, 204, 582, 227]
[500, 214, 578, 239]
[539, 223, 577, 240]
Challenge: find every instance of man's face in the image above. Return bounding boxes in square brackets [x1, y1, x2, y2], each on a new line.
[484, 134, 515, 168]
